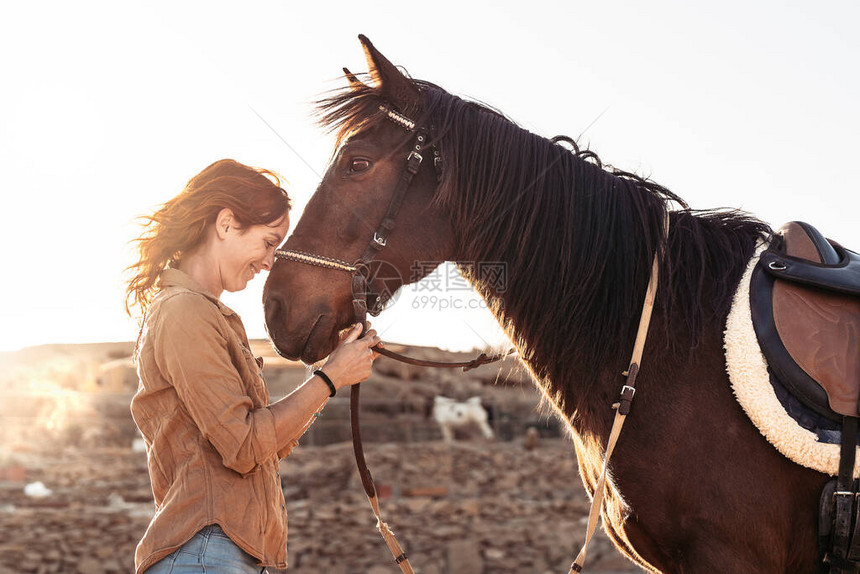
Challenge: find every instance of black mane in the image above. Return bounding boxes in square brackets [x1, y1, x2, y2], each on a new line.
[318, 78, 772, 393]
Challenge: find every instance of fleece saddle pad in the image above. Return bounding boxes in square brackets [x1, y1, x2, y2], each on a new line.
[724, 242, 859, 477]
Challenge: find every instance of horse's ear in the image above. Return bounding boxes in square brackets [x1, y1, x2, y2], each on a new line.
[358, 34, 420, 111]
[343, 67, 366, 90]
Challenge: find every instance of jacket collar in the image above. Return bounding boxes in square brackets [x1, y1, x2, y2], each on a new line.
[159, 268, 236, 316]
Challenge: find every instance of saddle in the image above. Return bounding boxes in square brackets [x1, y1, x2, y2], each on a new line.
[750, 221, 860, 420]
[749, 221, 860, 572]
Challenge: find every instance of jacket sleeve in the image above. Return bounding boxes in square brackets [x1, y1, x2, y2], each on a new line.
[152, 294, 280, 474]
[277, 440, 299, 460]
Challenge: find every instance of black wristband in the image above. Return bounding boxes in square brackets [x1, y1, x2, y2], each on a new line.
[314, 369, 337, 397]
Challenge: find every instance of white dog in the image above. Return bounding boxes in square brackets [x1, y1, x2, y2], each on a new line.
[432, 396, 494, 442]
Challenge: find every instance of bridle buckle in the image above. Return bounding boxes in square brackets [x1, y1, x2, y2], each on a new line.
[372, 232, 387, 248]
[406, 151, 423, 174]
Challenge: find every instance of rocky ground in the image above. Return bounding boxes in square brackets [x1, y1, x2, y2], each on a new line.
[0, 342, 643, 574]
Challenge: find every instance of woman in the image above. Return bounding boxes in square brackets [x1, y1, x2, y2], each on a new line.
[126, 159, 380, 573]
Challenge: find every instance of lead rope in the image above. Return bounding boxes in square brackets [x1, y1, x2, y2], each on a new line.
[351, 296, 415, 573]
[569, 217, 668, 573]
[350, 380, 414, 573]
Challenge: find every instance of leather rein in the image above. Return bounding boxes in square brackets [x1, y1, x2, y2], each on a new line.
[275, 104, 513, 574]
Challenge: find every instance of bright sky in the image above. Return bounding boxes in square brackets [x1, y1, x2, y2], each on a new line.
[1, 1, 857, 353]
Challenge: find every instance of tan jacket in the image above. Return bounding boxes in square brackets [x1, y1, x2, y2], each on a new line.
[131, 269, 296, 573]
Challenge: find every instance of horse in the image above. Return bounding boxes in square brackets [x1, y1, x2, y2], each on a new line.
[263, 35, 834, 572]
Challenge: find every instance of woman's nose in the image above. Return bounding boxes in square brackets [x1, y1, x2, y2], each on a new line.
[262, 251, 275, 270]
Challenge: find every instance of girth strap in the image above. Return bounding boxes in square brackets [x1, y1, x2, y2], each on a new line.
[832, 416, 859, 567]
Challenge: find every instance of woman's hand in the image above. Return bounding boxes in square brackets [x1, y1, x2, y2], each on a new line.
[320, 322, 382, 389]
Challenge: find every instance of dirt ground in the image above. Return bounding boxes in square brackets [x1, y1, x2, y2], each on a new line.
[0, 341, 644, 574]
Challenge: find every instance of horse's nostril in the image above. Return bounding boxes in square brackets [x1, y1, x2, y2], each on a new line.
[265, 294, 286, 330]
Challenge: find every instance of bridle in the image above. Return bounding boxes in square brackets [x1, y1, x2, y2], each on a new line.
[274, 103, 514, 574]
[274, 104, 514, 371]
[276, 104, 436, 320]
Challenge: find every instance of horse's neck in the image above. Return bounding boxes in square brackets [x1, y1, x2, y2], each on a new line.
[446, 123, 664, 430]
[463, 262, 626, 429]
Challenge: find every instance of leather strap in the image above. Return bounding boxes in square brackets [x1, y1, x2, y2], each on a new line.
[833, 416, 859, 562]
[346, 123, 429, 574]
[354, 130, 427, 317]
[374, 346, 516, 372]
[569, 217, 667, 573]
[760, 247, 860, 297]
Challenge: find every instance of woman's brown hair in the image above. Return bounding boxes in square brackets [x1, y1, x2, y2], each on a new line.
[125, 159, 291, 316]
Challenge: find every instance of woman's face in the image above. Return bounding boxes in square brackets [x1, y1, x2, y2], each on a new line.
[220, 213, 290, 293]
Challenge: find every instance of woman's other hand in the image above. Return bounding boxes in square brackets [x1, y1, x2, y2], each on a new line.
[321, 323, 382, 389]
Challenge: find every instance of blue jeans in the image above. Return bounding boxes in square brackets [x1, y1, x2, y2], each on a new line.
[145, 524, 266, 573]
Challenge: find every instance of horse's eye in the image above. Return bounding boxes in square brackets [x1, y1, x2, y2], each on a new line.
[349, 159, 371, 173]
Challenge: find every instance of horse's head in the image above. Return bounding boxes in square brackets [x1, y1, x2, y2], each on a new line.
[264, 35, 455, 362]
